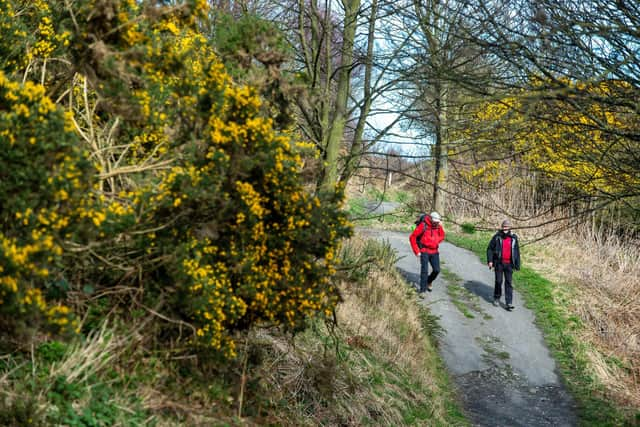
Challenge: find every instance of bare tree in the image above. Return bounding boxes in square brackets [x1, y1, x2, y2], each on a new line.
[379, 0, 497, 213]
[454, 0, 640, 231]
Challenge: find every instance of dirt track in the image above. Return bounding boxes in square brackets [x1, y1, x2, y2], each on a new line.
[362, 228, 578, 427]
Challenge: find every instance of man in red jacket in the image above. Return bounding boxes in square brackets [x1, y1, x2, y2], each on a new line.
[410, 212, 445, 294]
[487, 219, 521, 311]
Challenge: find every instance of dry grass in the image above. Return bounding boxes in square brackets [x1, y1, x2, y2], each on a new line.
[0, 317, 230, 426]
[338, 271, 438, 388]
[529, 225, 640, 408]
[243, 235, 457, 426]
[335, 236, 449, 421]
[48, 321, 121, 384]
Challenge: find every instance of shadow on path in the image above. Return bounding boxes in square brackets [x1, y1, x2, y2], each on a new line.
[463, 280, 495, 304]
[397, 267, 419, 292]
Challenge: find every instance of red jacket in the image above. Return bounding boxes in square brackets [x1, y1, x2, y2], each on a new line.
[410, 216, 445, 255]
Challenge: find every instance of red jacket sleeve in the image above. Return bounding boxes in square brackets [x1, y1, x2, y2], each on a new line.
[409, 222, 425, 255]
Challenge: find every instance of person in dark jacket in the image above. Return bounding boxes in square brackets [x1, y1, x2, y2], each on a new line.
[487, 219, 521, 311]
[410, 212, 445, 294]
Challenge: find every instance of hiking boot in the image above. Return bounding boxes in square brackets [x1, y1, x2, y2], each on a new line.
[493, 298, 500, 307]
[506, 304, 515, 311]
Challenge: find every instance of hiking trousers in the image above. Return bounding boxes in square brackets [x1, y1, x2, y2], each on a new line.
[420, 252, 440, 292]
[494, 262, 513, 304]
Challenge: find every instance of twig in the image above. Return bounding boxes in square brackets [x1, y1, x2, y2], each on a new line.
[139, 303, 197, 338]
[98, 159, 174, 179]
[238, 335, 250, 418]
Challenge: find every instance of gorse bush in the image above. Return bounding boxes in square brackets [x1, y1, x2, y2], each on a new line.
[0, 71, 93, 343]
[0, 0, 351, 361]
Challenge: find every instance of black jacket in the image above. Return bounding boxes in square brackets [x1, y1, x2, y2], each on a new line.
[486, 231, 521, 270]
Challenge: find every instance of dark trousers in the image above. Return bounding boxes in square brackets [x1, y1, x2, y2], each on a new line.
[494, 263, 513, 304]
[420, 253, 440, 292]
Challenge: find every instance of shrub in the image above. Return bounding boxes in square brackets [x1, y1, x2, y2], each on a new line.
[461, 222, 476, 234]
[0, 0, 352, 359]
[0, 71, 95, 344]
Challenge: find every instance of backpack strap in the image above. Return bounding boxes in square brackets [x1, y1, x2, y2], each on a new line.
[416, 218, 427, 248]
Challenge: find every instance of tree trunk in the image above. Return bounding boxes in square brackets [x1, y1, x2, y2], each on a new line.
[339, 0, 377, 185]
[320, 0, 359, 193]
[432, 86, 448, 214]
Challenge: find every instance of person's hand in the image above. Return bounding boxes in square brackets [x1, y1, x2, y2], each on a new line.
[488, 262, 493, 270]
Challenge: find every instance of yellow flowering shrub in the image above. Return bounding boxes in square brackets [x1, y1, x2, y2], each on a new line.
[0, 71, 95, 341]
[467, 80, 640, 197]
[0, 0, 351, 358]
[120, 25, 352, 358]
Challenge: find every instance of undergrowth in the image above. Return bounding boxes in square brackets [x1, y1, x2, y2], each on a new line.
[0, 236, 466, 426]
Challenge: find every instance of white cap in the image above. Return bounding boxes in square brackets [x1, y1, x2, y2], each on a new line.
[430, 211, 441, 223]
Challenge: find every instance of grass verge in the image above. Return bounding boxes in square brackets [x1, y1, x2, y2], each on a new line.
[0, 235, 468, 426]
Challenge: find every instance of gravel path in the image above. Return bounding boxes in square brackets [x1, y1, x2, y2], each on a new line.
[364, 201, 402, 216]
[362, 229, 578, 427]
